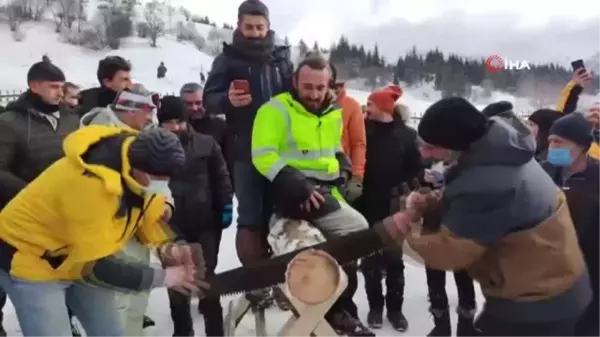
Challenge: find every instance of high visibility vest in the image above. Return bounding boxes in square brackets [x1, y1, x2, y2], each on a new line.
[252, 92, 343, 182]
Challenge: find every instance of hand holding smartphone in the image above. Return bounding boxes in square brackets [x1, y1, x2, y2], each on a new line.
[228, 79, 252, 107]
[232, 80, 250, 94]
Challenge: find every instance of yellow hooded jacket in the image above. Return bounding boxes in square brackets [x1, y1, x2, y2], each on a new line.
[0, 125, 174, 282]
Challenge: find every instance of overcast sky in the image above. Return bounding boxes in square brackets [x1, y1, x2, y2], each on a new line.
[173, 0, 600, 65]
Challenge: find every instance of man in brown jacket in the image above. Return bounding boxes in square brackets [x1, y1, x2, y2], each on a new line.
[381, 97, 591, 335]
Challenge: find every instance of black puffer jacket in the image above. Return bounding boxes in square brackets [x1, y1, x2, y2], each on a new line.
[168, 129, 232, 239]
[203, 36, 293, 162]
[355, 118, 423, 224]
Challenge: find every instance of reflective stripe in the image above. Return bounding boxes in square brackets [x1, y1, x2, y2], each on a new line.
[254, 98, 341, 181]
[252, 147, 337, 160]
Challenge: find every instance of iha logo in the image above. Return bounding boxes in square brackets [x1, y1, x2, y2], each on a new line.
[485, 55, 531, 72]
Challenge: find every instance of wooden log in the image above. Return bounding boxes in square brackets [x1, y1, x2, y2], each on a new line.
[285, 249, 340, 305]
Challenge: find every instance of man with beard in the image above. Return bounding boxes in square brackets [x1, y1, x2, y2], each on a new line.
[80, 85, 170, 335]
[0, 62, 80, 336]
[251, 54, 373, 336]
[158, 96, 232, 337]
[180, 83, 231, 177]
[77, 56, 133, 117]
[203, 0, 293, 307]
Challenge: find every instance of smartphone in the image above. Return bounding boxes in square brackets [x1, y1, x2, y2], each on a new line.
[571, 59, 585, 72]
[232, 80, 250, 93]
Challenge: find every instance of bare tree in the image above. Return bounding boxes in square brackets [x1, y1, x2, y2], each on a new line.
[51, 0, 78, 31]
[7, 1, 23, 32]
[29, 0, 46, 20]
[179, 6, 190, 21]
[143, 0, 164, 47]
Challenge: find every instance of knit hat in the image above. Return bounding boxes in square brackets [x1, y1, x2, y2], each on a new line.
[528, 109, 562, 134]
[482, 101, 514, 118]
[128, 128, 186, 176]
[418, 97, 488, 151]
[238, 0, 269, 20]
[27, 61, 65, 83]
[112, 84, 159, 113]
[549, 113, 593, 149]
[368, 85, 403, 114]
[158, 95, 187, 124]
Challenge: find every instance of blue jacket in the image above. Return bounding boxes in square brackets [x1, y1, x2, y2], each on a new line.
[203, 43, 293, 161]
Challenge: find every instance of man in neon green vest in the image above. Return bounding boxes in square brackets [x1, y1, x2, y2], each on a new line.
[251, 54, 374, 336]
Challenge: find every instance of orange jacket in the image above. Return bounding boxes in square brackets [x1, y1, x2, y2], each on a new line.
[337, 89, 366, 179]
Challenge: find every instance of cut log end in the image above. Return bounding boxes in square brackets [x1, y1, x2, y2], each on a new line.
[285, 249, 340, 305]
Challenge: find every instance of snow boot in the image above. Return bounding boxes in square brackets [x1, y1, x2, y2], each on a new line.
[328, 310, 375, 336]
[366, 310, 383, 329]
[246, 288, 274, 311]
[387, 311, 409, 332]
[427, 309, 451, 336]
[456, 306, 478, 336]
[143, 315, 156, 328]
[272, 287, 292, 311]
[70, 322, 81, 337]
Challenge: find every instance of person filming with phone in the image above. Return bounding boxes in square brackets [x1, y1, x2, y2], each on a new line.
[202, 0, 294, 309]
[555, 60, 599, 159]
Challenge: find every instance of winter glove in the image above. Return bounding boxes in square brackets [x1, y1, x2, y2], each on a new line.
[343, 177, 363, 203]
[221, 204, 233, 229]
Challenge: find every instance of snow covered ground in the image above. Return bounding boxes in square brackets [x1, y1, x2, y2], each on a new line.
[0, 200, 484, 336]
[0, 22, 489, 336]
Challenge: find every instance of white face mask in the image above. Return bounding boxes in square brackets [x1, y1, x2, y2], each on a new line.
[145, 178, 170, 196]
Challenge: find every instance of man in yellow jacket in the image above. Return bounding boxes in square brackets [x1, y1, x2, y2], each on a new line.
[251, 54, 373, 336]
[0, 126, 206, 336]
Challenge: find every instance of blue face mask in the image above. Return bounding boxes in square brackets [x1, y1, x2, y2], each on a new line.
[547, 147, 573, 167]
[145, 179, 171, 196]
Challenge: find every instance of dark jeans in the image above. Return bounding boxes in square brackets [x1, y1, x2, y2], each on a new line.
[475, 310, 578, 336]
[361, 251, 405, 312]
[233, 161, 272, 230]
[168, 230, 223, 336]
[426, 268, 476, 311]
[576, 297, 599, 336]
[0, 287, 5, 325]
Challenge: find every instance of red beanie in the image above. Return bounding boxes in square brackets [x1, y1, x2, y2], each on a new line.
[367, 85, 403, 114]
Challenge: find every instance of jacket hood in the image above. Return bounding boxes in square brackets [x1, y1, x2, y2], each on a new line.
[63, 125, 142, 195]
[459, 116, 536, 168]
[80, 106, 130, 128]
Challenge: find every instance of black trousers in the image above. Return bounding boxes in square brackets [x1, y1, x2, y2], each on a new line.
[475, 310, 578, 336]
[0, 287, 4, 325]
[361, 251, 405, 312]
[426, 268, 476, 311]
[575, 297, 599, 336]
[168, 229, 223, 336]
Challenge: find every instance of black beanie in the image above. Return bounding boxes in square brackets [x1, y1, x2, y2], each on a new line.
[549, 113, 593, 149]
[128, 128, 186, 176]
[418, 97, 488, 151]
[238, 0, 269, 20]
[528, 109, 562, 135]
[482, 101, 514, 118]
[158, 95, 187, 124]
[27, 61, 65, 83]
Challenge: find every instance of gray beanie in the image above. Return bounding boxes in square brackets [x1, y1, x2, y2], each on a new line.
[238, 0, 269, 20]
[128, 128, 185, 176]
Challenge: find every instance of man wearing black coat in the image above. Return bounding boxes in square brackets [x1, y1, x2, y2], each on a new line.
[158, 96, 233, 337]
[202, 0, 293, 307]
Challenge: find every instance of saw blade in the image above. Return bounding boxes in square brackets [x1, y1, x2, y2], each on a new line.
[209, 226, 387, 297]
